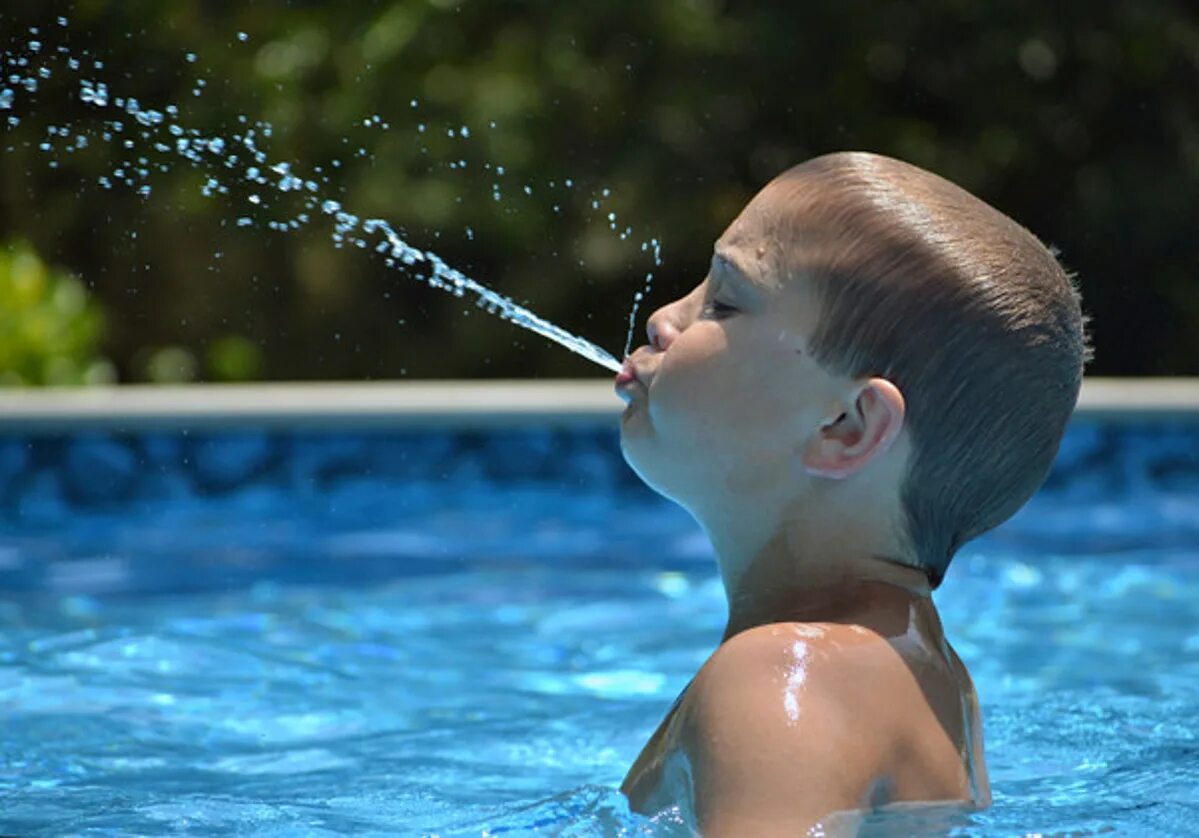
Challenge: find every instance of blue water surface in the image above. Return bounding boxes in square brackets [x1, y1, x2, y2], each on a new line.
[0, 420, 1197, 835]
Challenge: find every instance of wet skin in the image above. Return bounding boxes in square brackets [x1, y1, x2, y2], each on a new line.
[618, 585, 990, 835]
[614, 175, 990, 834]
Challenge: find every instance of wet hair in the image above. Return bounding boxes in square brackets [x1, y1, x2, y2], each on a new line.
[760, 152, 1092, 587]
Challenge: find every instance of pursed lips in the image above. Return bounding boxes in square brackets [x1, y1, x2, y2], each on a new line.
[615, 355, 653, 403]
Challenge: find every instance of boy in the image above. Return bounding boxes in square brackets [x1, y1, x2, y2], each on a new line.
[613, 152, 1090, 834]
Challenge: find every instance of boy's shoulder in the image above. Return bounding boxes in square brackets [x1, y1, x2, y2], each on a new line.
[681, 620, 901, 745]
[671, 620, 972, 831]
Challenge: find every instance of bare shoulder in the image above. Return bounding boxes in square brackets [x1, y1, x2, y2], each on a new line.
[674, 622, 973, 834]
[681, 621, 901, 752]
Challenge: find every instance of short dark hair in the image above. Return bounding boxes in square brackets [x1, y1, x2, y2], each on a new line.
[768, 152, 1092, 587]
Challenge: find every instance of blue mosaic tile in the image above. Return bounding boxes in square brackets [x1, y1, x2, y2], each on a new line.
[0, 421, 1196, 538]
[0, 438, 31, 500]
[188, 433, 282, 494]
[61, 433, 140, 505]
[295, 433, 372, 487]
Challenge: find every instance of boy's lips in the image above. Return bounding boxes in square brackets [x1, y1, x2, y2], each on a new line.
[615, 359, 647, 402]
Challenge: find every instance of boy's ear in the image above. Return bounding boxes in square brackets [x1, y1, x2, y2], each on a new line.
[801, 378, 906, 479]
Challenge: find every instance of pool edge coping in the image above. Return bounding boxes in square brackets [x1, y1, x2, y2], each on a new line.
[0, 378, 1195, 432]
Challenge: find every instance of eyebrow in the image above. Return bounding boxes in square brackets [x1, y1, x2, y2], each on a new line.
[711, 251, 757, 290]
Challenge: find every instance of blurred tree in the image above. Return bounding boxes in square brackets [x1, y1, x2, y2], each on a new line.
[0, 0, 1196, 381]
[0, 239, 113, 386]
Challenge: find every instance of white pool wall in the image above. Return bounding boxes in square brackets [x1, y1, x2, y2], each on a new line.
[0, 378, 1195, 433]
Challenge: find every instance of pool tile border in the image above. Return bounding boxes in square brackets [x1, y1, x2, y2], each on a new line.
[0, 378, 1195, 433]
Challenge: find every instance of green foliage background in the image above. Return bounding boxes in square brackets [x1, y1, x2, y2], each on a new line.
[0, 239, 111, 385]
[1, 0, 1197, 382]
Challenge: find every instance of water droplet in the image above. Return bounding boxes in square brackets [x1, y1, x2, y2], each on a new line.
[8, 40, 626, 377]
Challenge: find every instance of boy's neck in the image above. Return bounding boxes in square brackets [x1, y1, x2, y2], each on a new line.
[712, 526, 933, 643]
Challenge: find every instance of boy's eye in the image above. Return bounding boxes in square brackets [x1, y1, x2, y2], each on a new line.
[703, 300, 738, 319]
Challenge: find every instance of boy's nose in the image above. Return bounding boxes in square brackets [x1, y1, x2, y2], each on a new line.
[646, 307, 681, 353]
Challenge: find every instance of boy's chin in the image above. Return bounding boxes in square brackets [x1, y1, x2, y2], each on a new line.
[619, 441, 689, 505]
[618, 441, 652, 488]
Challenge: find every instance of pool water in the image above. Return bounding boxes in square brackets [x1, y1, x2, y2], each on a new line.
[1, 422, 1197, 835]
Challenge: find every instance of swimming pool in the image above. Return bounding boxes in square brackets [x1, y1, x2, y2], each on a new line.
[1, 386, 1197, 835]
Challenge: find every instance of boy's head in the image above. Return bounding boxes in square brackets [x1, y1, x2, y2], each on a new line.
[618, 151, 1090, 588]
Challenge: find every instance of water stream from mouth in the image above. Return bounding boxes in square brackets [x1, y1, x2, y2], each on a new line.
[2, 20, 667, 374]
